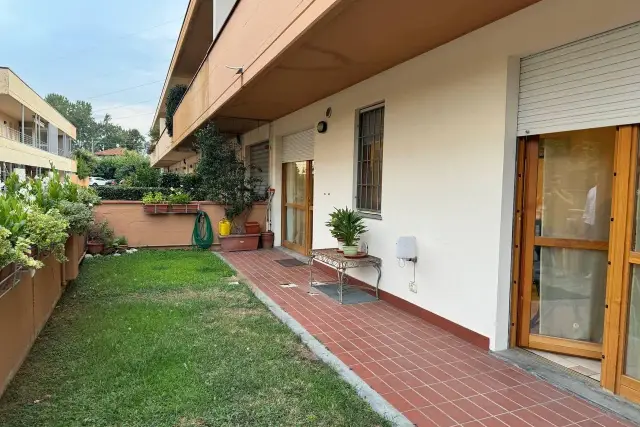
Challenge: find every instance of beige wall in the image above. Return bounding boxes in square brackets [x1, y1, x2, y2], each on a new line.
[0, 69, 76, 139]
[0, 137, 76, 172]
[168, 153, 200, 174]
[255, 0, 640, 350]
[0, 111, 17, 130]
[171, 0, 339, 146]
[95, 202, 267, 248]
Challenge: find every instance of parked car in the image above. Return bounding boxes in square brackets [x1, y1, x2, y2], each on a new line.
[89, 177, 110, 187]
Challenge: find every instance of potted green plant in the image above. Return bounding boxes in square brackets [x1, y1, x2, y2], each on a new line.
[167, 189, 198, 213]
[113, 236, 129, 253]
[142, 191, 168, 214]
[87, 220, 114, 255]
[194, 123, 262, 251]
[327, 207, 367, 256]
[325, 207, 349, 252]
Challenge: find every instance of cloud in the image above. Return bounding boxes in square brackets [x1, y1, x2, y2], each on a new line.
[93, 103, 155, 134]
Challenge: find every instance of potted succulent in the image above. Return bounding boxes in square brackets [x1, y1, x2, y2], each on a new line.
[87, 220, 114, 255]
[326, 207, 367, 256]
[142, 191, 169, 214]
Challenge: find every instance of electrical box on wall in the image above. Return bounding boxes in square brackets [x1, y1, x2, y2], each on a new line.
[396, 236, 417, 262]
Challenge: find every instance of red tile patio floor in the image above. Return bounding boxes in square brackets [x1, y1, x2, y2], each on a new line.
[222, 249, 635, 427]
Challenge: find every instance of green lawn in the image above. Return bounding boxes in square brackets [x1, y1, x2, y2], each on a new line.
[0, 250, 388, 427]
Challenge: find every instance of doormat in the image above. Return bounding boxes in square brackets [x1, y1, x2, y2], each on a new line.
[315, 283, 378, 305]
[275, 259, 307, 267]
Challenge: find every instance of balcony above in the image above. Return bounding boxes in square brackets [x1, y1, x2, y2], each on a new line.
[167, 0, 540, 148]
[0, 123, 76, 172]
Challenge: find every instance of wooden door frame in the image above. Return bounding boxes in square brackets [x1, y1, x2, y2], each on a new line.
[510, 125, 640, 398]
[281, 160, 313, 255]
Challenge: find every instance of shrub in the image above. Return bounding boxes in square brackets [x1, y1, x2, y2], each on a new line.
[24, 209, 69, 262]
[74, 149, 97, 179]
[159, 172, 181, 189]
[0, 227, 42, 270]
[195, 123, 259, 232]
[165, 85, 188, 137]
[127, 163, 160, 187]
[78, 186, 101, 206]
[88, 220, 114, 245]
[167, 189, 190, 205]
[142, 191, 166, 204]
[96, 186, 165, 201]
[59, 201, 94, 235]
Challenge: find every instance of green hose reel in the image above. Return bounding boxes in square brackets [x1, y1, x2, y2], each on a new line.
[192, 210, 214, 249]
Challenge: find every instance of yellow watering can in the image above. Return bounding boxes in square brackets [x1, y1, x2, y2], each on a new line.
[218, 218, 232, 236]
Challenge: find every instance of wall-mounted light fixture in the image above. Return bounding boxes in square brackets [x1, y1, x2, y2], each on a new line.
[317, 121, 328, 134]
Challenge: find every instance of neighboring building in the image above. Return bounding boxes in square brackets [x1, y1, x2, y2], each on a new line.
[95, 147, 126, 157]
[0, 67, 77, 180]
[149, 0, 640, 404]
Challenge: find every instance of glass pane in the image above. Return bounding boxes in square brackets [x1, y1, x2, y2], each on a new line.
[626, 266, 640, 379]
[537, 128, 615, 240]
[530, 247, 607, 342]
[285, 162, 306, 205]
[286, 207, 305, 246]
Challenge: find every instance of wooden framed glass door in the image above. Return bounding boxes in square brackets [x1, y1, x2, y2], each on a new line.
[282, 160, 314, 255]
[518, 127, 618, 360]
[613, 126, 640, 401]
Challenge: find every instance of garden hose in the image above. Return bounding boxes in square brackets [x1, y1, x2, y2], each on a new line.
[192, 211, 214, 249]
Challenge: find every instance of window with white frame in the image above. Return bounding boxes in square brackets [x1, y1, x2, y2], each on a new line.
[355, 103, 384, 214]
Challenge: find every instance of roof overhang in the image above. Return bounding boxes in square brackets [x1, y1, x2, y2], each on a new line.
[151, 0, 213, 130]
[215, 0, 541, 124]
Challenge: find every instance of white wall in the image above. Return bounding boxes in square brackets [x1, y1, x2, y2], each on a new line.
[245, 0, 640, 350]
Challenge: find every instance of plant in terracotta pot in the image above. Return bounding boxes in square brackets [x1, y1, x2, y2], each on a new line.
[142, 191, 168, 214]
[194, 123, 261, 251]
[328, 207, 367, 256]
[87, 220, 114, 255]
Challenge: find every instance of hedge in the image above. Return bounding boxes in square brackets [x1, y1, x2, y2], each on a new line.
[96, 187, 166, 201]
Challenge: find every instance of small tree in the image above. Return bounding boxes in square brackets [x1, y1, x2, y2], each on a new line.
[194, 123, 260, 234]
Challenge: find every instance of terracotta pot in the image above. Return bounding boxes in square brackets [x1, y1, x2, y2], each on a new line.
[219, 234, 260, 252]
[87, 241, 104, 255]
[169, 203, 199, 214]
[261, 231, 274, 249]
[143, 204, 169, 214]
[244, 221, 261, 234]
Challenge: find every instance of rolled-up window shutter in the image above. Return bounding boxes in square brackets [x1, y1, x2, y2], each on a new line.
[518, 22, 640, 136]
[282, 129, 314, 163]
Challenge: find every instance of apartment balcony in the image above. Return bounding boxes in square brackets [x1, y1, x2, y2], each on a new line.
[163, 0, 539, 151]
[0, 123, 76, 172]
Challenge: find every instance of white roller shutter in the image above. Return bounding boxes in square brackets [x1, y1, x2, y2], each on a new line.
[249, 141, 269, 194]
[518, 21, 640, 136]
[282, 129, 314, 163]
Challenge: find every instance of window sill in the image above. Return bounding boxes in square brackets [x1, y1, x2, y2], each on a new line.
[358, 211, 382, 221]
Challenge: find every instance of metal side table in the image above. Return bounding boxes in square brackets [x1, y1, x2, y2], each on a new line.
[309, 248, 382, 304]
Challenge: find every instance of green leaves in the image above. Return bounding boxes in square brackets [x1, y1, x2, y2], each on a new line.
[325, 207, 368, 246]
[24, 208, 70, 263]
[165, 85, 188, 137]
[195, 123, 260, 231]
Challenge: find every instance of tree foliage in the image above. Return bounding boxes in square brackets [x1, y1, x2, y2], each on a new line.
[195, 123, 260, 232]
[46, 93, 146, 153]
[165, 85, 188, 137]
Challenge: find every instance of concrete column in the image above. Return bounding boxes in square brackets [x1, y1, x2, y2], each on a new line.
[20, 104, 24, 143]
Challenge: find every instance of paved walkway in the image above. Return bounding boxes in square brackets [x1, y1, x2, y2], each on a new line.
[223, 249, 634, 427]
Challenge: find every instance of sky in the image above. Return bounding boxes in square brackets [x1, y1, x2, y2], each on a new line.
[0, 0, 190, 135]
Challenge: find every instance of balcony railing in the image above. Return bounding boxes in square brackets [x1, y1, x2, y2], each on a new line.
[0, 123, 72, 158]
